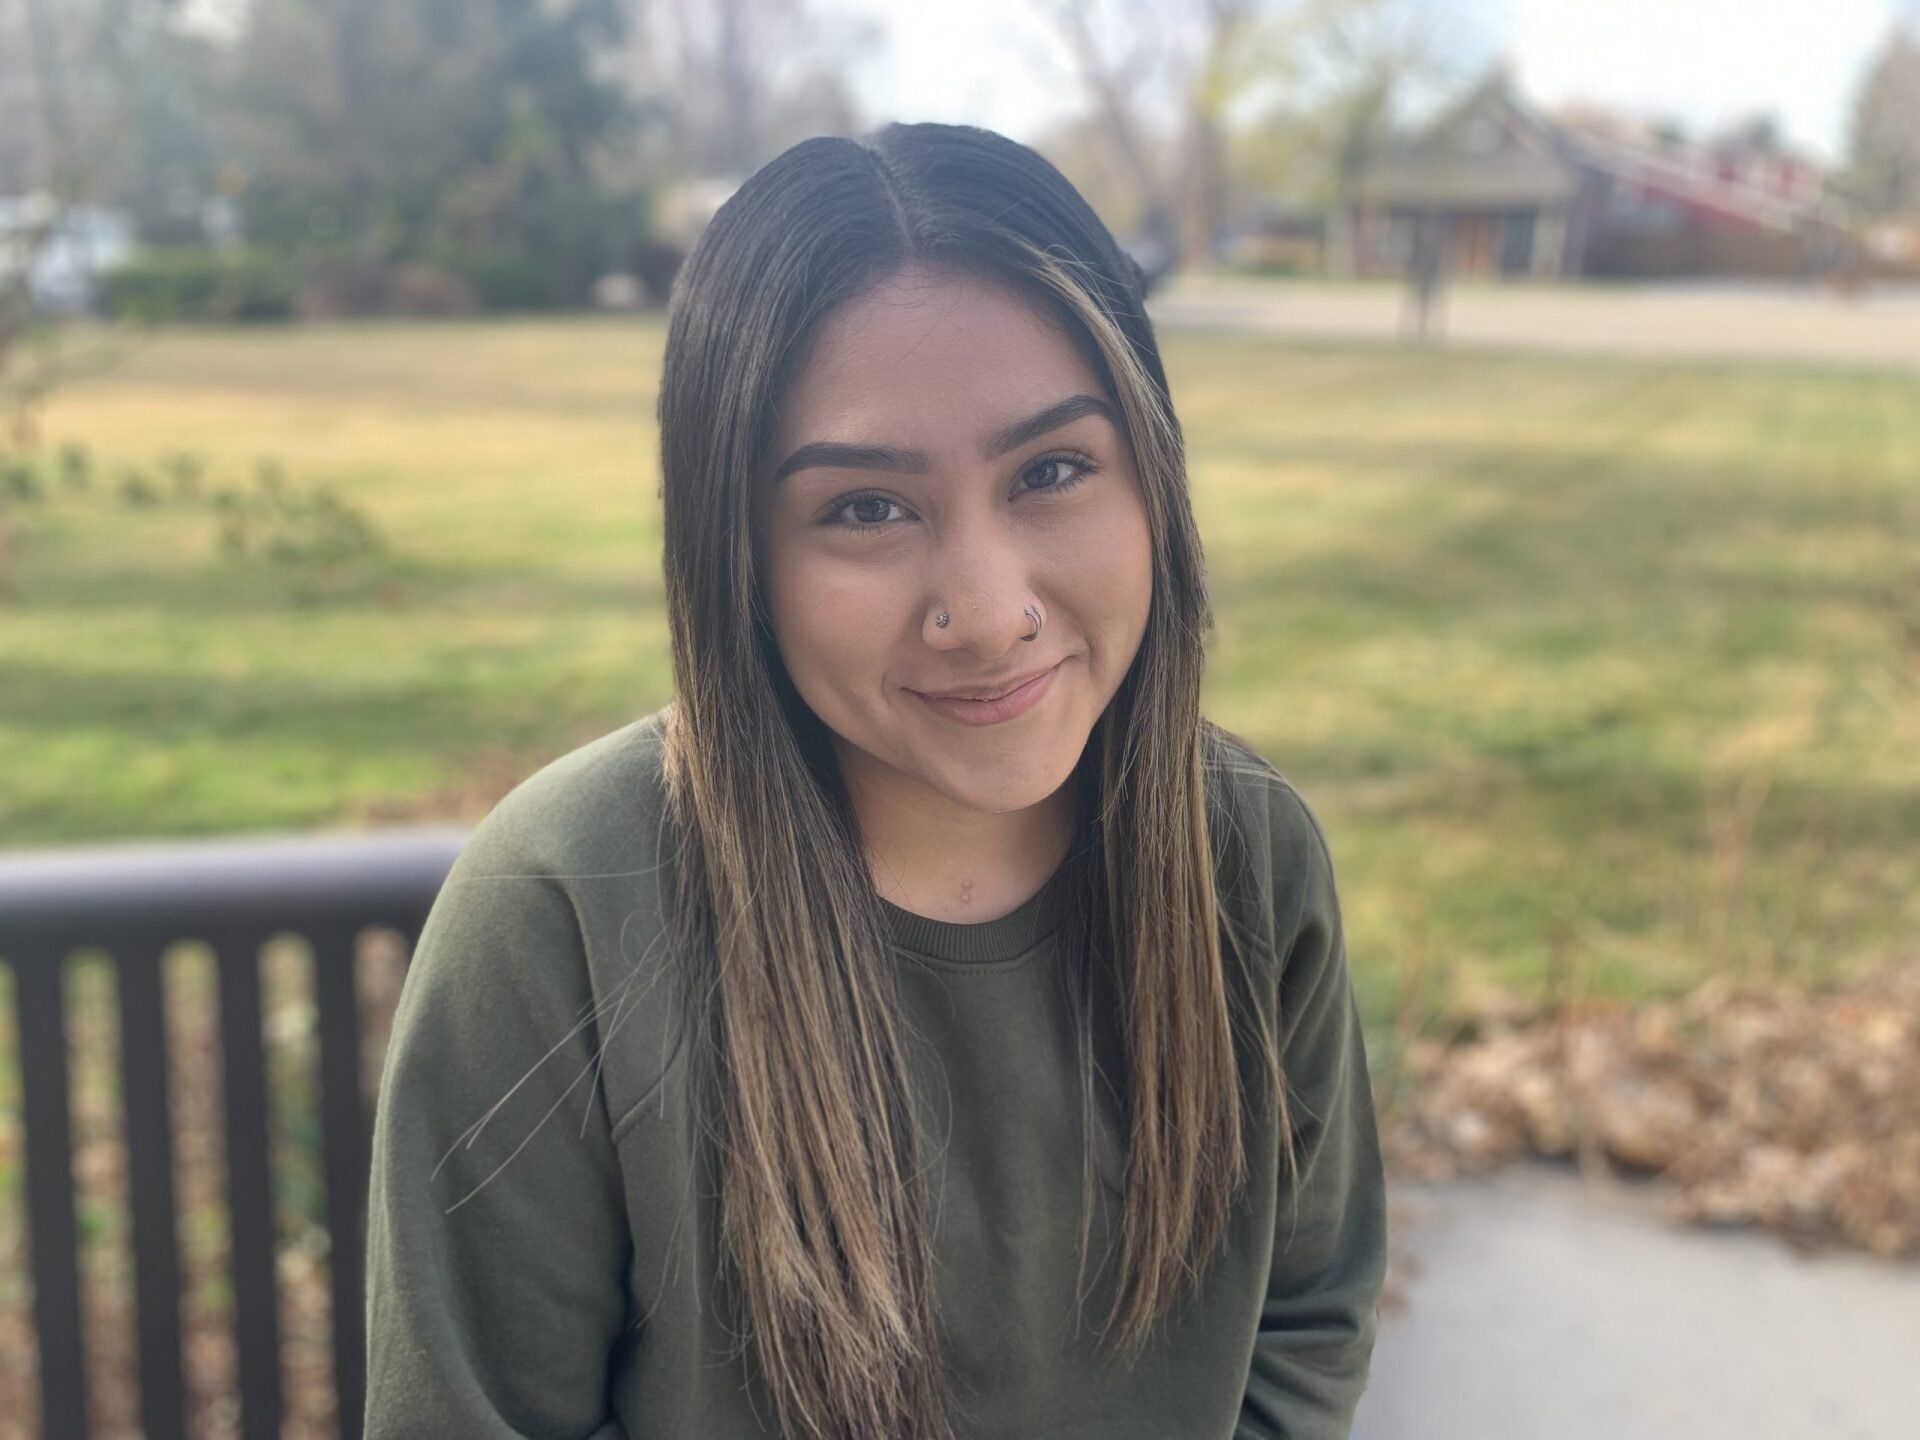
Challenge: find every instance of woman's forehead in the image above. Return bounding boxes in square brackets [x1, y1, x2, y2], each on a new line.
[773, 268, 1103, 451]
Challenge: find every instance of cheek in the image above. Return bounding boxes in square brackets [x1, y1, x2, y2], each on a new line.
[1061, 489, 1154, 633]
[762, 546, 895, 691]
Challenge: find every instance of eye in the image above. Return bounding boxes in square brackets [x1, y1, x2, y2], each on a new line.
[816, 449, 1101, 535]
[819, 490, 913, 531]
[1018, 450, 1099, 495]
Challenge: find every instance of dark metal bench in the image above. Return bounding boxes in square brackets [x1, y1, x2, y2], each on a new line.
[0, 828, 467, 1439]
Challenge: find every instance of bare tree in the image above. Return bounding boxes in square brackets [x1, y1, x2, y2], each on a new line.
[1032, 0, 1298, 265]
[2, 0, 84, 433]
[1030, 0, 1472, 270]
[1031, 0, 1185, 240]
[1842, 14, 1920, 218]
[0, 0, 160, 594]
[617, 0, 882, 184]
[1178, 0, 1294, 266]
[1295, 0, 1479, 275]
[0, 0, 161, 426]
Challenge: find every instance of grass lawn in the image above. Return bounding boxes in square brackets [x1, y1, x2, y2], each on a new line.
[3, 316, 1917, 1032]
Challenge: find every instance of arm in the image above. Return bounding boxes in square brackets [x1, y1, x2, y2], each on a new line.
[365, 818, 633, 1439]
[1237, 789, 1389, 1440]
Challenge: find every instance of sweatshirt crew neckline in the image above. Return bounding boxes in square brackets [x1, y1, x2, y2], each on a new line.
[878, 837, 1093, 966]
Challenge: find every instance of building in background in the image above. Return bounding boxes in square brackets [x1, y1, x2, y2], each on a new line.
[1341, 70, 1854, 281]
[0, 193, 136, 313]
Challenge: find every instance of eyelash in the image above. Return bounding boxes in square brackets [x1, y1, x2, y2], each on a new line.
[819, 450, 1101, 534]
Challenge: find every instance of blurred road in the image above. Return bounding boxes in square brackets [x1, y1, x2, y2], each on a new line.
[1149, 276, 1920, 373]
[1352, 1158, 1920, 1440]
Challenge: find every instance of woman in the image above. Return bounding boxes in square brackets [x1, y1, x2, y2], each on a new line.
[365, 121, 1386, 1440]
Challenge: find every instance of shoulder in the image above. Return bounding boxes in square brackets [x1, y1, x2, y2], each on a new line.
[455, 705, 674, 880]
[1199, 725, 1353, 1066]
[397, 707, 681, 1124]
[1202, 723, 1326, 849]
[416, 705, 678, 996]
[1200, 720, 1340, 939]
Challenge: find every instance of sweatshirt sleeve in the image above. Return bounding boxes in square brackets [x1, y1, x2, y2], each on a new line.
[1237, 787, 1389, 1440]
[364, 815, 634, 1439]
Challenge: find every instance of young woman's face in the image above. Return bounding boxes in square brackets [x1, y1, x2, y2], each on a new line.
[752, 263, 1155, 818]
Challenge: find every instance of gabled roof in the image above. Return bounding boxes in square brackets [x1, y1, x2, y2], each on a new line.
[1355, 67, 1586, 208]
[1357, 66, 1844, 232]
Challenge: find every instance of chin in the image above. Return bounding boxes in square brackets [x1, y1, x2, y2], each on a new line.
[922, 740, 1082, 814]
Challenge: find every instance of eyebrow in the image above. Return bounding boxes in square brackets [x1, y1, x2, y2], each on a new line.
[770, 393, 1119, 486]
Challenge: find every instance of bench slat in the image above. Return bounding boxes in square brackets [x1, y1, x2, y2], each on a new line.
[118, 940, 188, 1440]
[13, 947, 89, 1440]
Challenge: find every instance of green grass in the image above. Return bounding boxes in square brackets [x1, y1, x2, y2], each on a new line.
[3, 317, 1917, 1031]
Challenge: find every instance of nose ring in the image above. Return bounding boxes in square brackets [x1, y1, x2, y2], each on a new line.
[929, 605, 1044, 641]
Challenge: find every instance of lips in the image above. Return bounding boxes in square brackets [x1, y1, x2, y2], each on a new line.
[911, 659, 1064, 727]
[915, 665, 1058, 702]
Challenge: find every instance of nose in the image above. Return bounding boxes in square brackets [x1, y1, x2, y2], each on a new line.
[921, 508, 1037, 658]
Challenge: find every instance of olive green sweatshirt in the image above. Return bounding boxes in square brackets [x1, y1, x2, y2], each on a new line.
[365, 707, 1386, 1439]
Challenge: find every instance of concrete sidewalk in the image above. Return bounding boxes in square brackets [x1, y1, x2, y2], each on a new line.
[1149, 277, 1920, 373]
[1352, 1158, 1920, 1439]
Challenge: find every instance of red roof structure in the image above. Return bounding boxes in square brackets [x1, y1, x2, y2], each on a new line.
[1345, 69, 1852, 280]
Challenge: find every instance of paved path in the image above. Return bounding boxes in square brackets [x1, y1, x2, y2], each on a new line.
[1148, 276, 1920, 373]
[1352, 1158, 1920, 1440]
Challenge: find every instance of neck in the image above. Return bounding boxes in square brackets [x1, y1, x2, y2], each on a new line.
[833, 741, 1083, 925]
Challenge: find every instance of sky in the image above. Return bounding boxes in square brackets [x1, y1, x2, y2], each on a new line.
[845, 0, 1907, 165]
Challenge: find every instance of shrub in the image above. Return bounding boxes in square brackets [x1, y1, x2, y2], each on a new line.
[427, 244, 573, 311]
[293, 257, 479, 318]
[215, 460, 387, 604]
[98, 248, 300, 322]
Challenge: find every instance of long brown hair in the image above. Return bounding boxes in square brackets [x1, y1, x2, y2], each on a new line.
[654, 121, 1296, 1440]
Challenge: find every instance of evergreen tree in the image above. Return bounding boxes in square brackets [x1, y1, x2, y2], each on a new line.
[221, 0, 650, 304]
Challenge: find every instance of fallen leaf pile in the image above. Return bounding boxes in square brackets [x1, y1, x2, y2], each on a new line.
[1378, 960, 1920, 1260]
